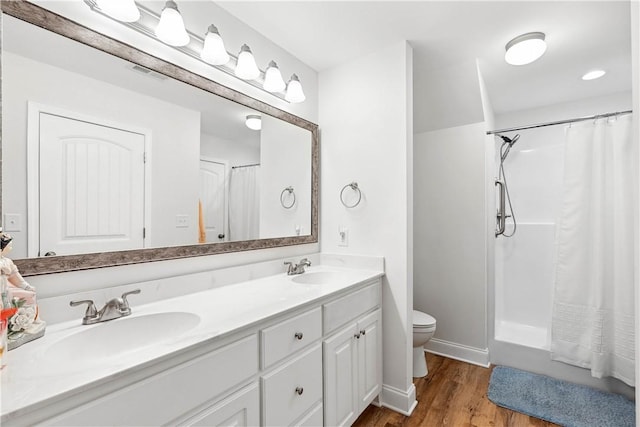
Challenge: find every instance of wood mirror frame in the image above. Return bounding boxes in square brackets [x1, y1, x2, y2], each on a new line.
[0, 0, 319, 276]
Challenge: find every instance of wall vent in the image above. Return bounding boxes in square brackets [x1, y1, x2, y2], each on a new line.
[129, 64, 168, 81]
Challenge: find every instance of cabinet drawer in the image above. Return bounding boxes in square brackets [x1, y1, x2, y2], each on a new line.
[185, 382, 259, 427]
[261, 307, 322, 368]
[262, 344, 322, 427]
[295, 403, 323, 427]
[48, 334, 259, 426]
[323, 281, 380, 334]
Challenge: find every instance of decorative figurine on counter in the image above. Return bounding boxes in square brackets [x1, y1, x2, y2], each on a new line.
[0, 231, 46, 350]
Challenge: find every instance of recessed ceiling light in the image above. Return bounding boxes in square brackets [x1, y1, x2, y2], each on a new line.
[505, 32, 547, 66]
[582, 70, 606, 81]
[245, 114, 261, 131]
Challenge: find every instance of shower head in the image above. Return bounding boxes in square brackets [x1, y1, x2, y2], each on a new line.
[499, 134, 520, 146]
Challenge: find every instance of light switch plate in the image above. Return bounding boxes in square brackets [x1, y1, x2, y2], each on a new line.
[175, 215, 189, 228]
[338, 227, 349, 247]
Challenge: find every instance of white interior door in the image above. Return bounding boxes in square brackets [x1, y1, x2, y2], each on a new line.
[199, 160, 227, 242]
[38, 113, 145, 256]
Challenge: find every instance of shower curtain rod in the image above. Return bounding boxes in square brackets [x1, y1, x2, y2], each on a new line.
[232, 163, 260, 169]
[486, 109, 633, 135]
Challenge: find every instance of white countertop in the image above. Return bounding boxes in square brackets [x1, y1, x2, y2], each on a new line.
[1, 264, 383, 421]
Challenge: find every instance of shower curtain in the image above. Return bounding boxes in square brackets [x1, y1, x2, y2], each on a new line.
[551, 114, 636, 386]
[229, 166, 260, 241]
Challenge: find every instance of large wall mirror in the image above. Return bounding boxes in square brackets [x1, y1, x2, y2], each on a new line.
[0, 1, 318, 276]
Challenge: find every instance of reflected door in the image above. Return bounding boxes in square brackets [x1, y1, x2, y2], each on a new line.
[199, 160, 227, 242]
[38, 113, 146, 256]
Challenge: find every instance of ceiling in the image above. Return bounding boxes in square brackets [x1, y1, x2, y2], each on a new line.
[217, 1, 633, 132]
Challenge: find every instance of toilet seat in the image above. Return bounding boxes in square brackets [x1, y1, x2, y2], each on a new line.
[413, 310, 436, 327]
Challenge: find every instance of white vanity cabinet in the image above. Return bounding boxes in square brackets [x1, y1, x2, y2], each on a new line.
[323, 281, 382, 427]
[3, 274, 383, 427]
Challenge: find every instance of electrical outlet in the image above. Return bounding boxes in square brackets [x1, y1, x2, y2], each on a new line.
[175, 215, 190, 228]
[3, 214, 22, 232]
[338, 227, 349, 247]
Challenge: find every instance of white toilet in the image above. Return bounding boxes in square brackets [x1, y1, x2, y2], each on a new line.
[413, 310, 437, 377]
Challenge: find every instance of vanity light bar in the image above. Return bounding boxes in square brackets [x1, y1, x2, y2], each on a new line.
[83, 0, 299, 103]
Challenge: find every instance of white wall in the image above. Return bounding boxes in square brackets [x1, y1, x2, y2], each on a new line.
[631, 1, 640, 413]
[200, 133, 259, 168]
[319, 41, 415, 414]
[3, 52, 202, 256]
[414, 122, 488, 361]
[5, 1, 319, 300]
[259, 115, 312, 239]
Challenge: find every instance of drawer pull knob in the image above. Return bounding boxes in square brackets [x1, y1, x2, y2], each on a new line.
[360, 329, 366, 336]
[295, 387, 304, 395]
[294, 332, 304, 340]
[354, 333, 361, 339]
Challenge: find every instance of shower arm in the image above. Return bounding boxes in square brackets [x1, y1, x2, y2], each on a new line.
[495, 180, 506, 237]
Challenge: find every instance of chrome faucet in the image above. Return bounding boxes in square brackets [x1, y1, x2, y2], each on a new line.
[284, 258, 312, 275]
[70, 289, 141, 325]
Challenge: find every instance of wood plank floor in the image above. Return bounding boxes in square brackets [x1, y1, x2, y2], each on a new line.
[353, 353, 560, 427]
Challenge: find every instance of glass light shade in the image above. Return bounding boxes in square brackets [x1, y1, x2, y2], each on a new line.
[245, 115, 262, 130]
[505, 32, 546, 66]
[235, 44, 260, 80]
[263, 61, 286, 92]
[285, 74, 306, 103]
[96, 0, 140, 22]
[582, 70, 606, 80]
[201, 25, 229, 65]
[155, 1, 190, 47]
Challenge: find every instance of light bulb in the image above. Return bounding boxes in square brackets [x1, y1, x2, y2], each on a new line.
[505, 32, 546, 66]
[245, 115, 262, 131]
[235, 44, 260, 80]
[201, 25, 229, 65]
[285, 74, 305, 103]
[96, 0, 140, 22]
[263, 61, 286, 92]
[155, 1, 190, 47]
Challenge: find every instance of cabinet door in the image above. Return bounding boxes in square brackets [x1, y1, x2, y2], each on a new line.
[357, 309, 382, 411]
[323, 323, 358, 427]
[186, 383, 259, 427]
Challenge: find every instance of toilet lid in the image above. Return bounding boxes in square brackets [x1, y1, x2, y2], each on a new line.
[413, 310, 436, 327]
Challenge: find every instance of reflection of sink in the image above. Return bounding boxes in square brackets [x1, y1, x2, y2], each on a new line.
[47, 312, 200, 367]
[291, 271, 342, 285]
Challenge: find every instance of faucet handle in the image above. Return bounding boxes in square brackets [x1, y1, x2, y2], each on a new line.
[298, 258, 311, 266]
[284, 261, 294, 274]
[70, 299, 98, 318]
[120, 289, 141, 311]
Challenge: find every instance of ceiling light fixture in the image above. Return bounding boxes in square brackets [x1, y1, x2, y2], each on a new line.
[285, 74, 306, 103]
[155, 0, 190, 47]
[504, 32, 547, 66]
[582, 69, 606, 81]
[235, 44, 260, 80]
[263, 61, 286, 93]
[95, 0, 140, 22]
[201, 25, 230, 65]
[245, 114, 262, 130]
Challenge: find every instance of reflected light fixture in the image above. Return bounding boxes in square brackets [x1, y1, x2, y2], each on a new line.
[201, 25, 230, 65]
[235, 44, 260, 80]
[505, 32, 546, 65]
[582, 69, 606, 81]
[95, 0, 140, 22]
[285, 74, 306, 103]
[263, 61, 286, 92]
[245, 114, 262, 130]
[155, 0, 190, 47]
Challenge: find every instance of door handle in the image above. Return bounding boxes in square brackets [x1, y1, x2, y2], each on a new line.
[218, 234, 225, 239]
[44, 251, 57, 256]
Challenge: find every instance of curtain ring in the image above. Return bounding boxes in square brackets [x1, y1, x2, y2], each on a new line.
[280, 186, 295, 209]
[340, 182, 362, 208]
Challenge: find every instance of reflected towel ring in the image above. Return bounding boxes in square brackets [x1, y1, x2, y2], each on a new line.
[280, 186, 296, 209]
[340, 182, 362, 208]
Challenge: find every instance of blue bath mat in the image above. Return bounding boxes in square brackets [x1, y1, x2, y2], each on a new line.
[488, 366, 635, 427]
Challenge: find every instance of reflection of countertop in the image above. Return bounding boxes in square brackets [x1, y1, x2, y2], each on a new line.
[1, 264, 384, 423]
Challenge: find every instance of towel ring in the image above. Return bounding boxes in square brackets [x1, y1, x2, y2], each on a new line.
[280, 186, 296, 209]
[340, 182, 362, 208]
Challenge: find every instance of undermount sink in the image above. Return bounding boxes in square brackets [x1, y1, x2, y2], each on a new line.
[291, 271, 343, 285]
[46, 312, 200, 368]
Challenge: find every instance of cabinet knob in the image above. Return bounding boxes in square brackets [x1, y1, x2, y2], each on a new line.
[294, 332, 304, 340]
[360, 329, 366, 336]
[354, 333, 361, 339]
[295, 387, 304, 395]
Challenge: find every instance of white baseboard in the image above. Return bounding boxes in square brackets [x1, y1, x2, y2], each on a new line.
[379, 383, 417, 416]
[425, 338, 490, 367]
